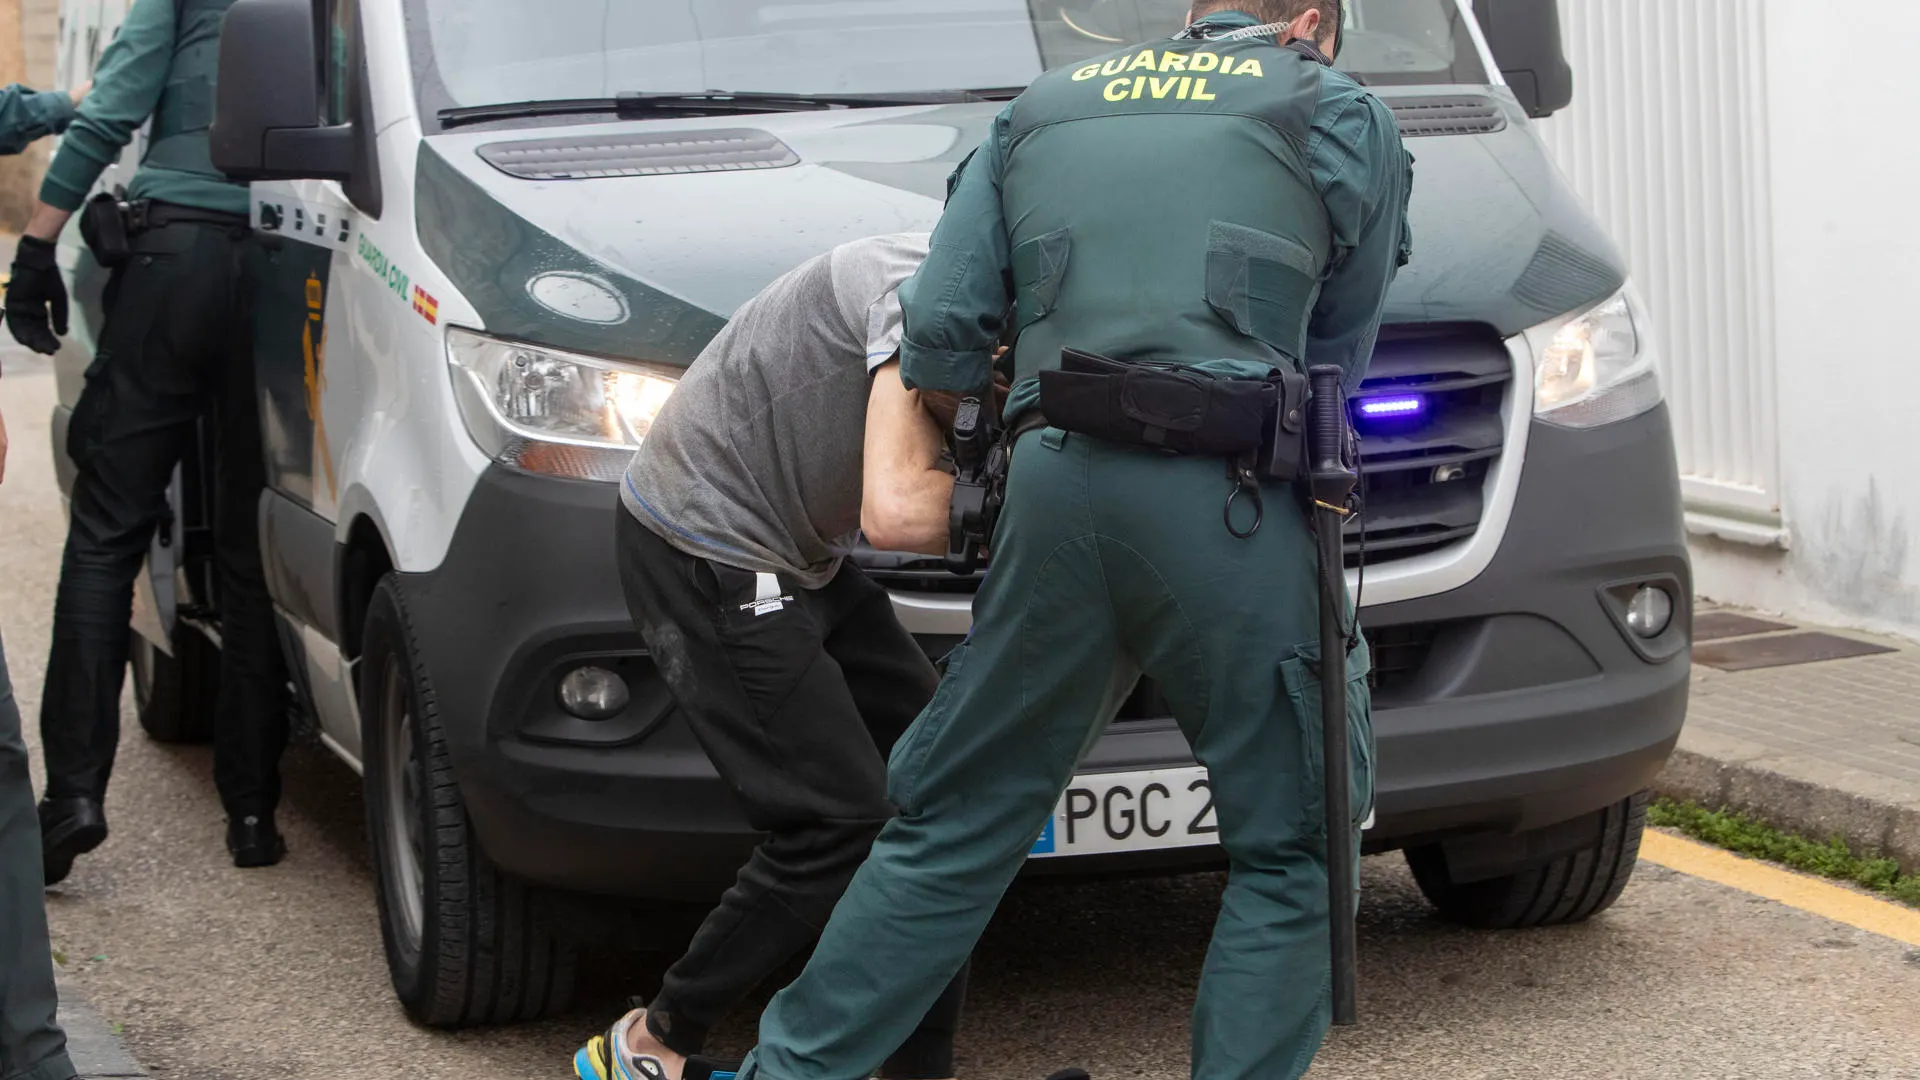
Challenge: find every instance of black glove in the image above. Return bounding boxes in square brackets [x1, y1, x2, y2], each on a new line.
[7, 235, 69, 355]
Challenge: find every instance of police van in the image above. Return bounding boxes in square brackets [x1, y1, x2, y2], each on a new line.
[50, 0, 1689, 1025]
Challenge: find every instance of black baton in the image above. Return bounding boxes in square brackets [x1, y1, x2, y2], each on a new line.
[1306, 364, 1359, 1027]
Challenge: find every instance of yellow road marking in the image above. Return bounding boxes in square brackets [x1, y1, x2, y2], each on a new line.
[1640, 830, 1920, 946]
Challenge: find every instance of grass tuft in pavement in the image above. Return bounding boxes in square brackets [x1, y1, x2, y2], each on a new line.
[1649, 798, 1920, 910]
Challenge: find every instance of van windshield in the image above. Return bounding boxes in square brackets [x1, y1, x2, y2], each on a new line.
[406, 0, 1489, 129]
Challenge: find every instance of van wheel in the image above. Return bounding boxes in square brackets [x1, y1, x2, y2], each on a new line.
[360, 576, 577, 1026]
[130, 625, 218, 744]
[1405, 791, 1649, 929]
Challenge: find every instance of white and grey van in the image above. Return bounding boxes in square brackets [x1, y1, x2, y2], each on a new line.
[48, 0, 1689, 1024]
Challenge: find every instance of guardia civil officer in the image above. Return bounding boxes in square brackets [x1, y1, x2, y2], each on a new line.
[734, 3, 1413, 1079]
[8, 0, 293, 878]
[1, 76, 90, 1080]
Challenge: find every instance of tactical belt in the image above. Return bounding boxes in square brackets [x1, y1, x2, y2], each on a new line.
[137, 199, 250, 231]
[80, 194, 250, 269]
[1035, 348, 1317, 538]
[1037, 348, 1309, 477]
[946, 348, 1317, 566]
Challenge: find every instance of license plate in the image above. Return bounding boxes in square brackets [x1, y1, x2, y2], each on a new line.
[1029, 766, 1219, 858]
[1027, 765, 1375, 859]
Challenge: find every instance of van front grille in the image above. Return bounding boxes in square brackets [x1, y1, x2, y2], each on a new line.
[1345, 324, 1512, 568]
[857, 549, 984, 593]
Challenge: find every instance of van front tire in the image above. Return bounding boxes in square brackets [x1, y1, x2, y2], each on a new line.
[360, 576, 577, 1027]
[1405, 791, 1649, 929]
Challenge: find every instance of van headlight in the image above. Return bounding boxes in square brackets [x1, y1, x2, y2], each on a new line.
[1524, 287, 1663, 428]
[446, 328, 678, 482]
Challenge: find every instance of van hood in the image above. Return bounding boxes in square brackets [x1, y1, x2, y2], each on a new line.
[415, 93, 1623, 364]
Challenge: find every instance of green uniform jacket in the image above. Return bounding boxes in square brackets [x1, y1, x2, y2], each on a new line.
[899, 9, 1412, 411]
[41, 0, 245, 215]
[0, 84, 75, 154]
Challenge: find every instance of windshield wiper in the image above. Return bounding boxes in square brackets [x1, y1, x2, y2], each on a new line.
[439, 89, 1021, 130]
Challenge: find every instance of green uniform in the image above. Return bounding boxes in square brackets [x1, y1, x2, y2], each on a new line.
[741, 12, 1411, 1080]
[36, 0, 291, 872]
[0, 82, 82, 1080]
[0, 84, 73, 155]
[40, 0, 246, 214]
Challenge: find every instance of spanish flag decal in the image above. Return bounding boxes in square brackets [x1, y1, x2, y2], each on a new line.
[412, 285, 439, 325]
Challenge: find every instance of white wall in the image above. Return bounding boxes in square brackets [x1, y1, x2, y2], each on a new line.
[1739, 0, 1920, 635]
[1535, 0, 1920, 640]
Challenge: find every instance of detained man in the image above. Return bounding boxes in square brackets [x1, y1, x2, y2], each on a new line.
[574, 233, 989, 1080]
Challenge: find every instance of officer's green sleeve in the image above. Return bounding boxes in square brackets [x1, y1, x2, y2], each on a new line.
[896, 105, 1015, 395]
[40, 0, 177, 210]
[0, 84, 75, 155]
[1304, 91, 1414, 389]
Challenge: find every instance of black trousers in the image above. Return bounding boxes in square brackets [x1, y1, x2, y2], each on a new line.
[39, 219, 288, 819]
[615, 511, 969, 1078]
[1, 630, 75, 1080]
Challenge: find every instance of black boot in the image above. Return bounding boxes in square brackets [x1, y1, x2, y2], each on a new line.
[39, 797, 108, 886]
[226, 813, 287, 868]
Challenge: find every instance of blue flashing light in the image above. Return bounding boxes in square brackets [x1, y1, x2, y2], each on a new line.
[1357, 395, 1425, 419]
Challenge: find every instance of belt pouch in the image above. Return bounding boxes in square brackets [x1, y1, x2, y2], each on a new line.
[79, 191, 132, 268]
[1261, 369, 1311, 481]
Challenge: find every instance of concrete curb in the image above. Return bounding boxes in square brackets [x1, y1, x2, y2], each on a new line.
[54, 975, 146, 1078]
[1655, 725, 1920, 875]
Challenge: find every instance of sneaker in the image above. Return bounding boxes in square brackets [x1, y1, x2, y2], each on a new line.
[576, 1010, 671, 1080]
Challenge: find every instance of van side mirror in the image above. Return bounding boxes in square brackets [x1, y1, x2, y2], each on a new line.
[210, 0, 348, 180]
[211, 0, 381, 216]
[1470, 0, 1574, 118]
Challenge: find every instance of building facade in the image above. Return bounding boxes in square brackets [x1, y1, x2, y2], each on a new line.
[1537, 0, 1920, 640]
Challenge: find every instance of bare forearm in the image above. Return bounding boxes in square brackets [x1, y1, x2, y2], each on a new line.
[26, 201, 73, 242]
[866, 468, 955, 556]
[863, 360, 958, 555]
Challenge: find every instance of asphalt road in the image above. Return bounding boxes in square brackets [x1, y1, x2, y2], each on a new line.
[5, 355, 1920, 1080]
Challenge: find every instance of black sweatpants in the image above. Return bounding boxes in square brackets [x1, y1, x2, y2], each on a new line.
[616, 510, 968, 1078]
[39, 217, 288, 819]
